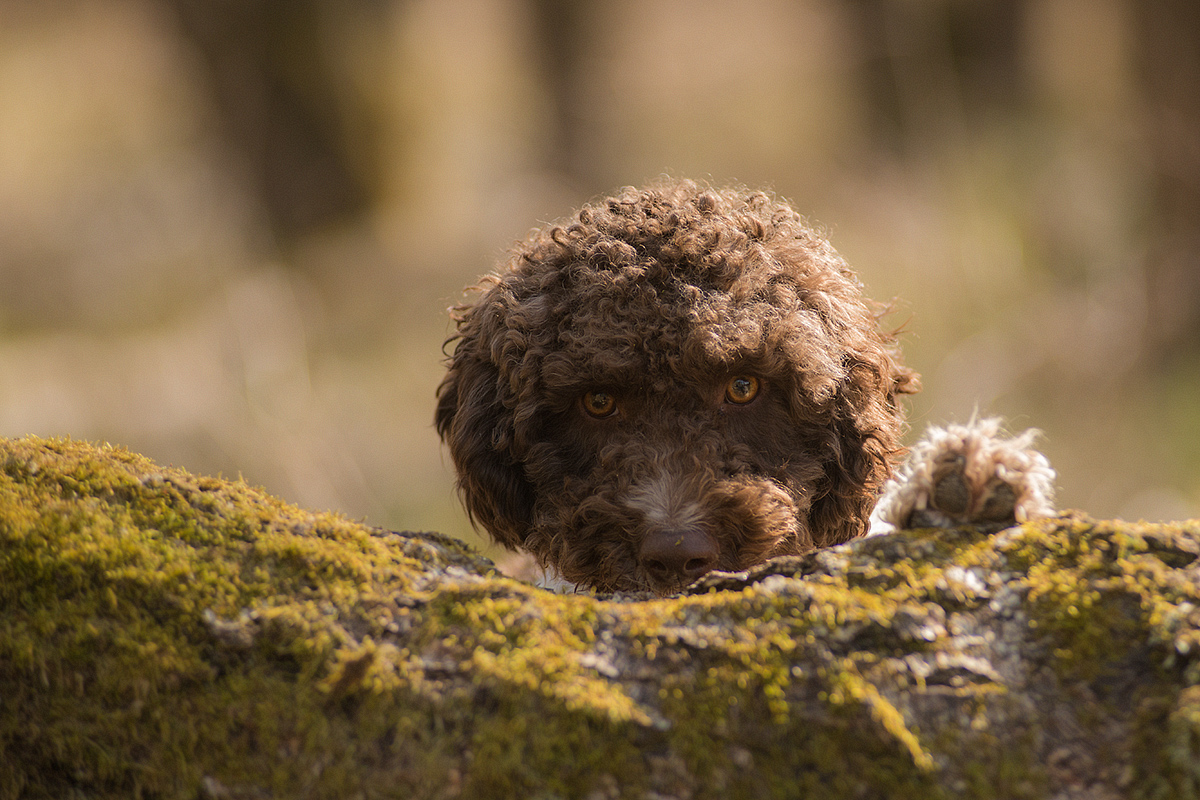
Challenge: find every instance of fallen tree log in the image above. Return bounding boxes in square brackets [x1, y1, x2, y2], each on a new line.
[1, 436, 1198, 799]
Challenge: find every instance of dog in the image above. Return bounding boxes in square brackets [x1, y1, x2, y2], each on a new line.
[436, 180, 1054, 593]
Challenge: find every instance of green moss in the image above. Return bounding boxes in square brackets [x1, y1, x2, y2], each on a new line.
[996, 516, 1198, 688]
[0, 437, 1198, 798]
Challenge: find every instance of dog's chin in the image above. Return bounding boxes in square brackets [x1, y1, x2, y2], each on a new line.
[639, 570, 708, 597]
[550, 542, 648, 595]
[561, 539, 790, 596]
[552, 520, 804, 596]
[522, 471, 812, 595]
[562, 562, 696, 596]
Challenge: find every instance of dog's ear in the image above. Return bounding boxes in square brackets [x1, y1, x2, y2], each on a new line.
[435, 354, 535, 551]
[807, 417, 884, 546]
[808, 357, 919, 546]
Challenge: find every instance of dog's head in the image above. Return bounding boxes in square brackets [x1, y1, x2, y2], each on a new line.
[436, 181, 918, 593]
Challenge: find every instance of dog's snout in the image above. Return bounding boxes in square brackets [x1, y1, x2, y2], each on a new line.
[638, 527, 719, 587]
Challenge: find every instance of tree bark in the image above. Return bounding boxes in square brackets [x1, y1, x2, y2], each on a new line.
[1, 436, 1197, 799]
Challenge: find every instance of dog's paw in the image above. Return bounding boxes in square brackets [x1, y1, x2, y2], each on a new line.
[871, 418, 1056, 533]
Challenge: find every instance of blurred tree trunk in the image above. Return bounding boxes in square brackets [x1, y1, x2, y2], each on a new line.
[1133, 0, 1200, 360]
[164, 0, 371, 246]
[845, 0, 1028, 157]
[528, 0, 592, 181]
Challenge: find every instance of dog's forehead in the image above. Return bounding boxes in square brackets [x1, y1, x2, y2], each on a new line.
[499, 255, 852, 397]
[537, 295, 807, 390]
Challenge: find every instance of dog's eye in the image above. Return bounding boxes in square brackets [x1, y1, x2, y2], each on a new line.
[581, 391, 617, 418]
[724, 376, 760, 405]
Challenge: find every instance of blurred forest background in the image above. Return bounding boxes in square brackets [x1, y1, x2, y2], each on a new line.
[1, 0, 1198, 554]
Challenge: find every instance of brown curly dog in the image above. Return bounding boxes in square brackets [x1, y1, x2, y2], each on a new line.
[436, 180, 925, 593]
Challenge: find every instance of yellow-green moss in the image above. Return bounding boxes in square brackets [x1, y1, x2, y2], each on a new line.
[1, 436, 1198, 799]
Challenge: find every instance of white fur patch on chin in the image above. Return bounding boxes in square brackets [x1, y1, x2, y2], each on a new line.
[870, 417, 1057, 536]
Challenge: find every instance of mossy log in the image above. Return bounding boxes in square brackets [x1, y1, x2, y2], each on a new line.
[2, 437, 1199, 799]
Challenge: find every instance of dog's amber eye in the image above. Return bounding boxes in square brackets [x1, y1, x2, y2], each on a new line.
[581, 391, 617, 418]
[724, 376, 760, 405]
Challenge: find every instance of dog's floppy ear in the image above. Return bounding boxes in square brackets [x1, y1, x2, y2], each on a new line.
[808, 356, 919, 546]
[435, 353, 535, 550]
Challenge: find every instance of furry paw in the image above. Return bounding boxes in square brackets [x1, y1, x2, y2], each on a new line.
[871, 418, 1056, 533]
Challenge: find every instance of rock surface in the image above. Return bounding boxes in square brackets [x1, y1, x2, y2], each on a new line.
[1, 436, 1198, 799]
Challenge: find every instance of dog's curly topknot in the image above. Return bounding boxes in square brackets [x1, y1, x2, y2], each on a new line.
[436, 179, 919, 593]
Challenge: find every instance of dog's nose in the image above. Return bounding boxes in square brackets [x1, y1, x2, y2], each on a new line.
[639, 527, 719, 587]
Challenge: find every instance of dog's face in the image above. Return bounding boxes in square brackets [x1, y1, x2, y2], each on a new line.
[436, 182, 917, 593]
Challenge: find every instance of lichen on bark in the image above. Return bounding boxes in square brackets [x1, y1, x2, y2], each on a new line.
[1, 436, 1198, 799]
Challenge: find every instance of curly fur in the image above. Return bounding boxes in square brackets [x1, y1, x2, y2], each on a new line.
[436, 180, 919, 593]
[870, 417, 1057, 535]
